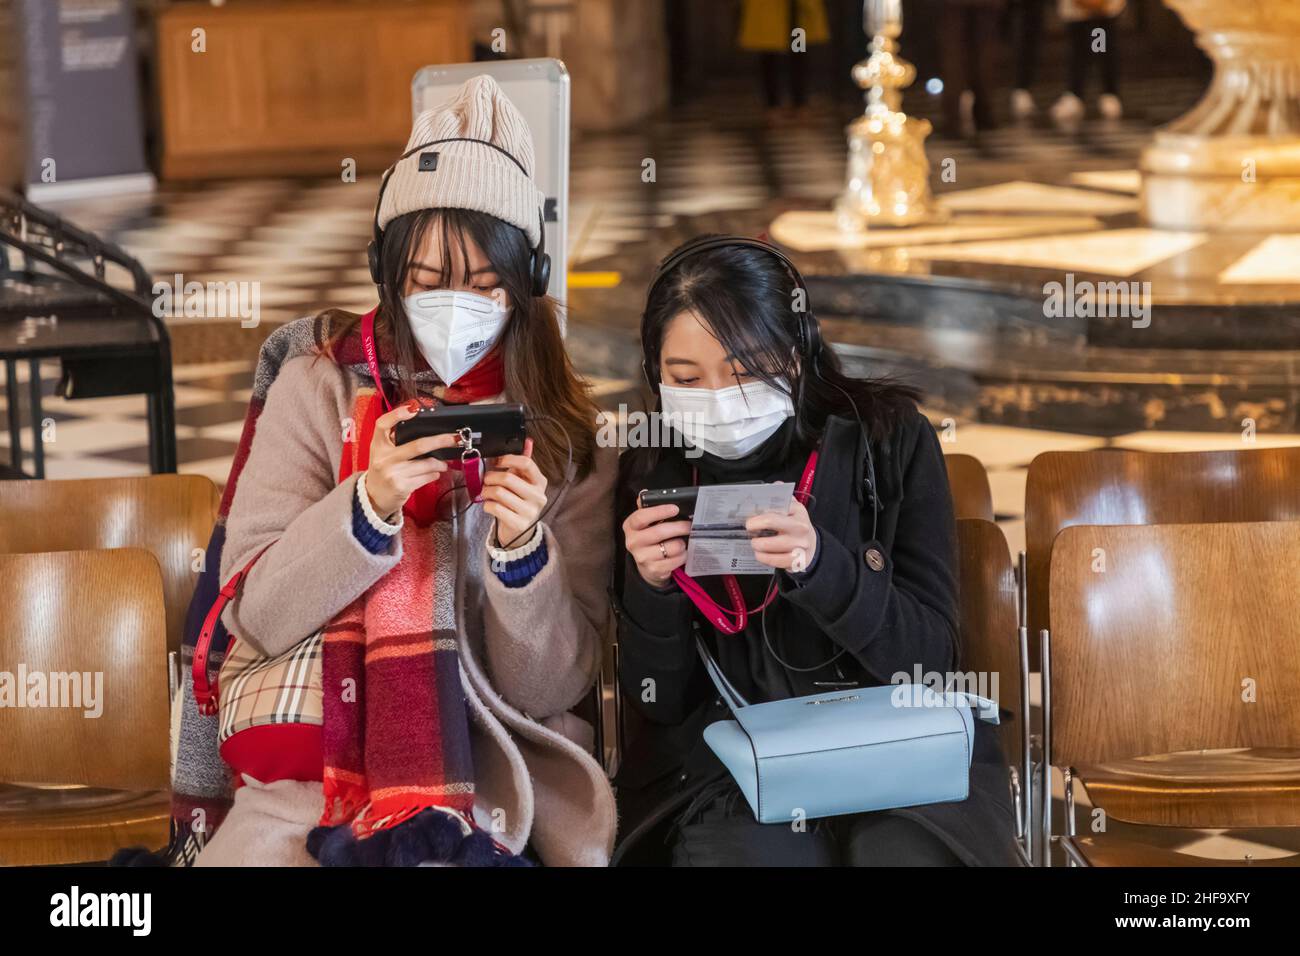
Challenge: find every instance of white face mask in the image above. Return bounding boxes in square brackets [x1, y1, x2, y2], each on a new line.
[403, 289, 508, 385]
[659, 379, 795, 460]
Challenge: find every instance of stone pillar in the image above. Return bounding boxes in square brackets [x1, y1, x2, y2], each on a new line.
[561, 0, 669, 132]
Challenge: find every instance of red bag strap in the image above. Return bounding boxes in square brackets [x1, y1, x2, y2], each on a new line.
[192, 544, 273, 716]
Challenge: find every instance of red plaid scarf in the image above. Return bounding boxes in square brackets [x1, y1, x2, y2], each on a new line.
[307, 322, 525, 864]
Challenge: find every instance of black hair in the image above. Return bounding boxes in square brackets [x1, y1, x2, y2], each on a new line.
[634, 236, 920, 465]
[322, 207, 598, 482]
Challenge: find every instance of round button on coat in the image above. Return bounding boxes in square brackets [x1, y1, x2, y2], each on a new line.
[864, 547, 885, 571]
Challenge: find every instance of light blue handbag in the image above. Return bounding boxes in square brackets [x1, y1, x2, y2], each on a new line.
[698, 638, 1000, 824]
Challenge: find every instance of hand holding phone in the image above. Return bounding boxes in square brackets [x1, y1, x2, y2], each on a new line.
[481, 437, 548, 549]
[623, 501, 692, 589]
[366, 403, 457, 518]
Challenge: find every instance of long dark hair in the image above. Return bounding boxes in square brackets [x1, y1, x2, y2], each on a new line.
[636, 237, 919, 461]
[323, 208, 597, 482]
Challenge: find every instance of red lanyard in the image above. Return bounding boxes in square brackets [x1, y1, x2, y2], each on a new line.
[670, 450, 818, 635]
[360, 307, 482, 501]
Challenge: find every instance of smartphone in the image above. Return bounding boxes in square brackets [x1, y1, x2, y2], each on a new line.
[637, 486, 699, 519]
[393, 403, 527, 461]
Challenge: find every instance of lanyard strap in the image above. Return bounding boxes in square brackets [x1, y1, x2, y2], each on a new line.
[360, 307, 390, 411]
[671, 449, 818, 636]
[361, 306, 483, 501]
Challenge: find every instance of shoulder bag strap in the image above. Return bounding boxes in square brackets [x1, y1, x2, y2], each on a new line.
[192, 543, 273, 716]
[693, 629, 750, 711]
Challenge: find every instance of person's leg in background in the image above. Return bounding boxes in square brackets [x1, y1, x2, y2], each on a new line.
[1011, 0, 1047, 118]
[760, 51, 783, 112]
[839, 813, 967, 866]
[788, 47, 809, 115]
[1052, 18, 1090, 123]
[664, 0, 691, 108]
[938, 4, 969, 137]
[1094, 15, 1123, 117]
[967, 7, 1000, 132]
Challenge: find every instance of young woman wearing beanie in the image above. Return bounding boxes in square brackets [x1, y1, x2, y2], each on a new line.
[611, 238, 1020, 866]
[168, 75, 617, 868]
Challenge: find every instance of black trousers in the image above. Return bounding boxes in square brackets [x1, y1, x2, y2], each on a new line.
[938, 5, 999, 133]
[669, 786, 965, 867]
[1012, 0, 1048, 89]
[1066, 17, 1120, 97]
[759, 52, 809, 108]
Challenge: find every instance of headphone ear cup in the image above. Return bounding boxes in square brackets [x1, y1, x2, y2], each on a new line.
[367, 240, 382, 287]
[803, 313, 822, 361]
[532, 251, 552, 297]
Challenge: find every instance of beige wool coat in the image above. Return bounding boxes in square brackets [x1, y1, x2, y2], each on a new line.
[194, 352, 618, 867]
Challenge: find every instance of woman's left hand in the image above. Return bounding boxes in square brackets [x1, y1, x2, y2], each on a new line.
[746, 499, 818, 574]
[482, 438, 548, 550]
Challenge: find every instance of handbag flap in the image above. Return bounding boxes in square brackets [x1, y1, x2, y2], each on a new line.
[731, 683, 975, 761]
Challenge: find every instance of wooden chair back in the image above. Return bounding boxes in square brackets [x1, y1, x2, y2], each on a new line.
[1025, 446, 1300, 642]
[0, 475, 219, 654]
[955, 518, 1020, 766]
[0, 549, 170, 791]
[1047, 520, 1300, 769]
[945, 453, 995, 521]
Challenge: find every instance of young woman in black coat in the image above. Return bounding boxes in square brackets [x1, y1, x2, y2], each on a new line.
[611, 236, 1021, 867]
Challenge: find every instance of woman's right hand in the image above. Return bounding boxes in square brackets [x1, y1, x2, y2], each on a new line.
[623, 504, 692, 589]
[364, 403, 459, 518]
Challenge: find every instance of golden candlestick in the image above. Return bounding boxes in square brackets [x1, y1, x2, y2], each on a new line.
[835, 0, 944, 230]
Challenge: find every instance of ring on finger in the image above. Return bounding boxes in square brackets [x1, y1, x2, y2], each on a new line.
[659, 541, 669, 559]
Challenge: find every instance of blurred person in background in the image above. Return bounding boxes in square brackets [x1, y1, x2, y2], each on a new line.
[739, 0, 832, 122]
[938, 0, 1003, 137]
[1008, 0, 1050, 118]
[1051, 0, 1126, 122]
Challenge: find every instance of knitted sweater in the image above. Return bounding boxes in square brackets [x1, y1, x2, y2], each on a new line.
[211, 352, 618, 866]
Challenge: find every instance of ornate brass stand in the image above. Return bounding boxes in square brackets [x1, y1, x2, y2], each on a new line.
[835, 0, 944, 230]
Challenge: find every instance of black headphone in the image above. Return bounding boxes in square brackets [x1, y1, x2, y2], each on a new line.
[640, 234, 879, 526]
[367, 137, 551, 298]
[641, 235, 820, 386]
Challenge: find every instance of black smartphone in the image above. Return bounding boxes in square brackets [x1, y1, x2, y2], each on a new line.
[637, 486, 699, 519]
[393, 402, 527, 461]
[638, 480, 772, 525]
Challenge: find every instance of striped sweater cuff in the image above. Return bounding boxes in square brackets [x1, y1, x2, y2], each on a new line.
[490, 524, 548, 588]
[353, 471, 402, 554]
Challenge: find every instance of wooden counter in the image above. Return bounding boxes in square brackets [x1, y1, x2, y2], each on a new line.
[155, 0, 471, 180]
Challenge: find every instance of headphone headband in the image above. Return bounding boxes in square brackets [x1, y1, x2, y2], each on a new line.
[642, 234, 820, 386]
[368, 137, 550, 296]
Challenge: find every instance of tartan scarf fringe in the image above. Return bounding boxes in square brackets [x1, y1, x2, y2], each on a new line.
[307, 806, 532, 867]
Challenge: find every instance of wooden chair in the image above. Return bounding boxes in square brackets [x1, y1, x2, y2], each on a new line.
[1043, 521, 1300, 866]
[1025, 445, 1300, 645]
[0, 549, 171, 865]
[0, 474, 219, 655]
[945, 453, 995, 521]
[955, 518, 1030, 863]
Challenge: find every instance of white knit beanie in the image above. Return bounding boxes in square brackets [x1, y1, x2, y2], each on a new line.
[376, 74, 544, 247]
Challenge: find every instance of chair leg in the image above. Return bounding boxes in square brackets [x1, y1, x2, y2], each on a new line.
[1040, 628, 1053, 867]
[1064, 766, 1077, 867]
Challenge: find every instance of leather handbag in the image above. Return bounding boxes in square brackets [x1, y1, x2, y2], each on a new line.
[698, 637, 999, 824]
[192, 546, 324, 783]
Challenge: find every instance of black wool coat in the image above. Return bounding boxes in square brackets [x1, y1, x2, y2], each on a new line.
[611, 408, 1022, 866]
